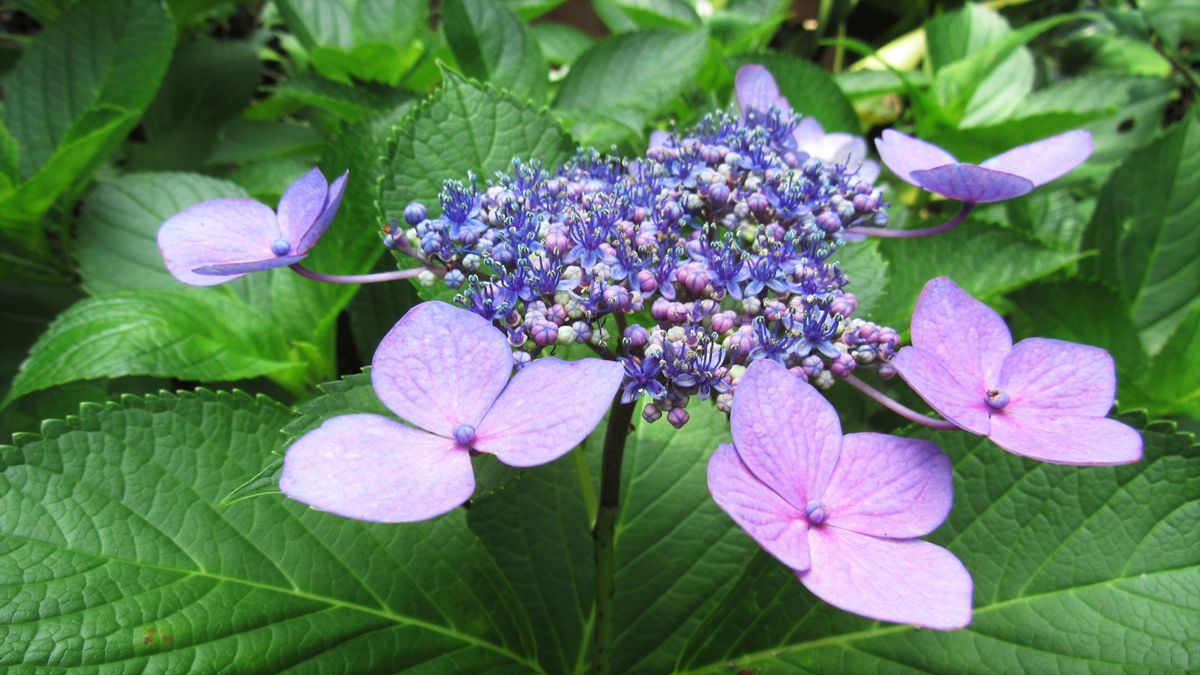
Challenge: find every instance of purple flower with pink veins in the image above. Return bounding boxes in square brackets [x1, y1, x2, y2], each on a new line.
[890, 277, 1142, 465]
[280, 301, 623, 522]
[708, 359, 972, 629]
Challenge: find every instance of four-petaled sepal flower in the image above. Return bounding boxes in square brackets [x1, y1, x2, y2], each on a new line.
[280, 301, 624, 522]
[158, 167, 347, 286]
[708, 359, 972, 629]
[875, 129, 1093, 203]
[891, 277, 1143, 465]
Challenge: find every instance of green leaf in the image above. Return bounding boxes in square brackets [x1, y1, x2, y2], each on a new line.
[205, 120, 326, 166]
[677, 418, 1200, 673]
[500, 0, 566, 20]
[531, 23, 595, 66]
[1086, 111, 1200, 355]
[6, 0, 174, 177]
[444, 0, 549, 102]
[0, 0, 174, 244]
[873, 218, 1081, 330]
[1003, 189, 1092, 253]
[608, 403, 743, 674]
[831, 239, 887, 319]
[608, 0, 701, 30]
[380, 71, 574, 231]
[553, 30, 709, 143]
[730, 53, 860, 134]
[4, 291, 301, 404]
[925, 4, 1035, 127]
[0, 390, 541, 671]
[277, 0, 426, 86]
[76, 173, 252, 294]
[128, 37, 262, 170]
[1140, 303, 1200, 416]
[704, 0, 790, 53]
[276, 73, 414, 123]
[468, 455, 594, 675]
[928, 12, 1084, 128]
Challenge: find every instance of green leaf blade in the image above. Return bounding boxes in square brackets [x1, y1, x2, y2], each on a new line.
[444, 0, 550, 102]
[0, 391, 542, 672]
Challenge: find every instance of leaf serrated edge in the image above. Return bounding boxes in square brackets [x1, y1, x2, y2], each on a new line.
[375, 63, 573, 223]
[3, 387, 290, 452]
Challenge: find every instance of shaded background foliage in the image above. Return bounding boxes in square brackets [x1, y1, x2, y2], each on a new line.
[0, 0, 1197, 671]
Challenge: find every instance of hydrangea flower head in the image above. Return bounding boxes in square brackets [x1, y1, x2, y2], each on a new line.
[280, 301, 624, 522]
[158, 167, 347, 285]
[707, 359, 972, 629]
[874, 129, 1093, 203]
[890, 277, 1142, 465]
[735, 64, 880, 182]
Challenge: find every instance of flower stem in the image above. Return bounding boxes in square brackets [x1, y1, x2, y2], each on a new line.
[843, 374, 960, 431]
[289, 263, 436, 284]
[846, 202, 974, 239]
[591, 398, 635, 675]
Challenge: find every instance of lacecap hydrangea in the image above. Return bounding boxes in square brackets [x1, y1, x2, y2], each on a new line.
[389, 103, 897, 427]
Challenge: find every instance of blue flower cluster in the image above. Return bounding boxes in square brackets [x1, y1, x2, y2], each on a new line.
[389, 107, 900, 426]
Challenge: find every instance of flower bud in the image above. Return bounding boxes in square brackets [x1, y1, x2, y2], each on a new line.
[404, 202, 428, 225]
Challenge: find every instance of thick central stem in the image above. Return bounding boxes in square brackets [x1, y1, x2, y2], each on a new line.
[591, 398, 635, 675]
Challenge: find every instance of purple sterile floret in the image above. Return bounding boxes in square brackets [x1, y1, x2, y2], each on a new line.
[874, 129, 1093, 204]
[736, 65, 880, 182]
[158, 167, 348, 285]
[708, 359, 972, 629]
[280, 301, 624, 522]
[889, 277, 1143, 465]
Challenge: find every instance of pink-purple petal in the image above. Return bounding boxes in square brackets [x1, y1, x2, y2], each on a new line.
[192, 254, 306, 276]
[820, 433, 953, 539]
[988, 412, 1143, 465]
[735, 65, 791, 117]
[910, 277, 1013, 396]
[909, 164, 1035, 203]
[998, 337, 1116, 418]
[372, 301, 513, 437]
[800, 528, 973, 630]
[980, 130, 1094, 187]
[276, 167, 329, 246]
[297, 170, 348, 253]
[279, 414, 475, 523]
[874, 129, 957, 184]
[891, 346, 991, 434]
[708, 443, 811, 571]
[473, 357, 624, 467]
[792, 117, 825, 149]
[158, 198, 281, 286]
[730, 359, 842, 509]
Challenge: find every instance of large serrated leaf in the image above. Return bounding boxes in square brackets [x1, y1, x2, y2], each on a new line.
[4, 291, 300, 404]
[675, 417, 1200, 673]
[379, 71, 574, 225]
[553, 29, 709, 143]
[0, 390, 541, 672]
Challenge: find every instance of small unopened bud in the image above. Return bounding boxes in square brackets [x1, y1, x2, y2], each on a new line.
[404, 202, 428, 225]
[667, 407, 690, 428]
[418, 270, 436, 286]
[624, 324, 649, 349]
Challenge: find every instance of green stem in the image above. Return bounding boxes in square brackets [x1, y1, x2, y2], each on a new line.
[591, 398, 636, 675]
